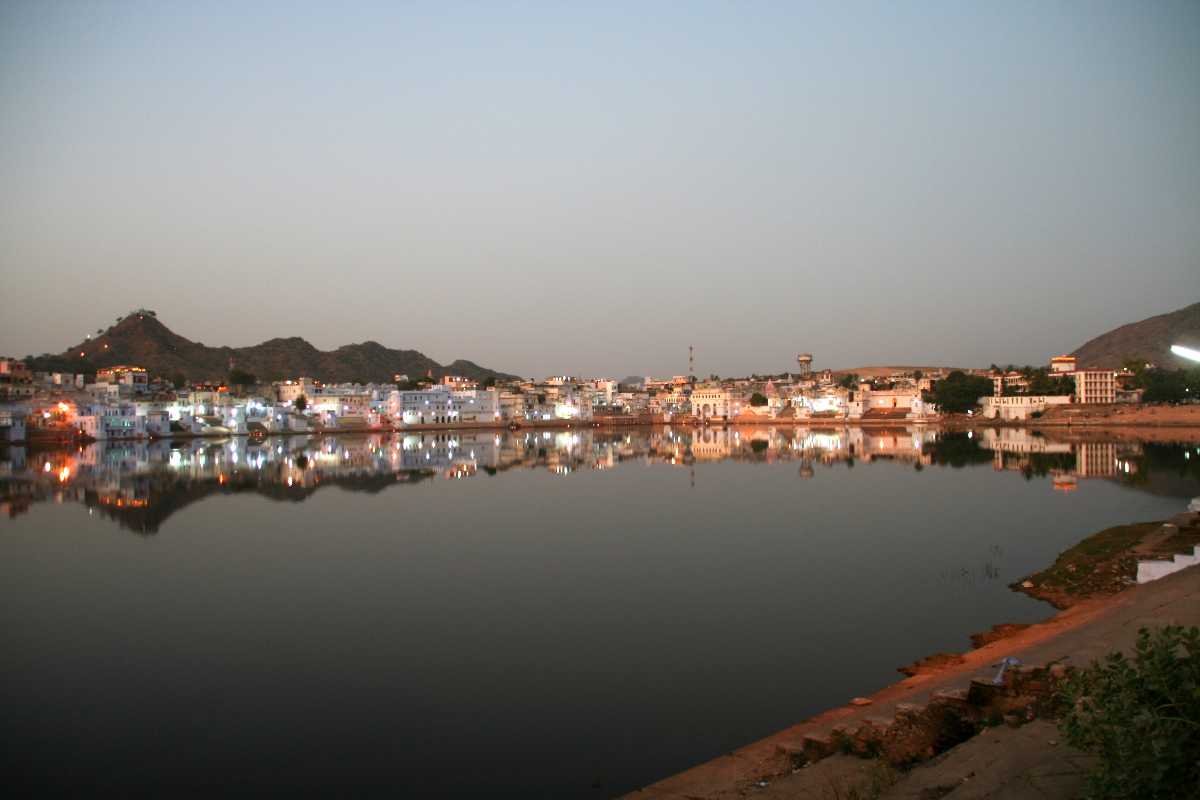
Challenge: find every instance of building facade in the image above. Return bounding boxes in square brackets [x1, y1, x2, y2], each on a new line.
[1073, 370, 1116, 404]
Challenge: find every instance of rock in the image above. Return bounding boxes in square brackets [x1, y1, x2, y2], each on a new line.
[850, 696, 873, 706]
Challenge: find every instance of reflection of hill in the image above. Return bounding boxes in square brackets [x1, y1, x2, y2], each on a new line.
[86, 470, 440, 534]
[5, 427, 1198, 535]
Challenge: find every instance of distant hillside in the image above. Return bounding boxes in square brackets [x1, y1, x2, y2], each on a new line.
[25, 312, 521, 384]
[830, 365, 966, 379]
[1072, 302, 1200, 368]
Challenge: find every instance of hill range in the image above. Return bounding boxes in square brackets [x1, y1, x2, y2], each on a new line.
[24, 312, 520, 384]
[1071, 301, 1200, 368]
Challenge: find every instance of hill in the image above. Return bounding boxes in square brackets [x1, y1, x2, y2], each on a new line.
[830, 365, 966, 379]
[1072, 302, 1200, 368]
[25, 311, 521, 384]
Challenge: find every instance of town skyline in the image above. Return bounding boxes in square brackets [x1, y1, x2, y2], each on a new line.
[3, 2, 1199, 377]
[6, 298, 1199, 382]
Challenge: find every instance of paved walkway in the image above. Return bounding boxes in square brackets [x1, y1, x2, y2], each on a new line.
[623, 561, 1200, 799]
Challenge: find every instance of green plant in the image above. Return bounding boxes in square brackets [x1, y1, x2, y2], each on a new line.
[1057, 625, 1200, 800]
[922, 370, 993, 414]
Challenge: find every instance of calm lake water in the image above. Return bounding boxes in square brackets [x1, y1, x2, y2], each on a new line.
[3, 426, 1198, 797]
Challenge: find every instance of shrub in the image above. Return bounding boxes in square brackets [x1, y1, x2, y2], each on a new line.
[1057, 625, 1200, 800]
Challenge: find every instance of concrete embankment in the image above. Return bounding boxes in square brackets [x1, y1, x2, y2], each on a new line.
[622, 514, 1200, 800]
[969, 402, 1200, 429]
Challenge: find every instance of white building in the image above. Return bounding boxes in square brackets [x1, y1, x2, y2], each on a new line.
[1073, 370, 1116, 404]
[389, 387, 501, 426]
[77, 404, 148, 440]
[1050, 355, 1078, 374]
[690, 387, 731, 419]
[0, 407, 27, 442]
[980, 395, 1072, 420]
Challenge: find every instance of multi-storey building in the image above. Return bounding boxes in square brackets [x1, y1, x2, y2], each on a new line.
[1050, 355, 1078, 374]
[96, 366, 149, 395]
[1073, 370, 1116, 404]
[0, 358, 35, 400]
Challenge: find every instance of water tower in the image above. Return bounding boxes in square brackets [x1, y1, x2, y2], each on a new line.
[797, 353, 813, 378]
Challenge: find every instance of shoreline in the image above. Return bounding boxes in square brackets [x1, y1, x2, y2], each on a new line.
[621, 510, 1200, 799]
[10, 402, 1200, 445]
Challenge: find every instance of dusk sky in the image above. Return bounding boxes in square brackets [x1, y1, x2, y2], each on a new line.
[2, 1, 1197, 378]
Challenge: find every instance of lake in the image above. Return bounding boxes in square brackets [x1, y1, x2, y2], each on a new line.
[3, 426, 1198, 797]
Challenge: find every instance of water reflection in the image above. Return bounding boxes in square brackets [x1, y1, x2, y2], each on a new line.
[4, 425, 1198, 533]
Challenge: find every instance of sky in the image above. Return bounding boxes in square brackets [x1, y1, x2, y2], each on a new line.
[1, 1, 1198, 379]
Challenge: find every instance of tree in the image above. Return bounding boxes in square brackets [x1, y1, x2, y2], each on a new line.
[1138, 368, 1200, 403]
[749, 392, 768, 407]
[228, 368, 257, 388]
[170, 372, 188, 390]
[294, 394, 308, 412]
[923, 371, 993, 414]
[482, 376, 496, 388]
[837, 373, 860, 389]
[913, 370, 923, 380]
[1057, 626, 1200, 800]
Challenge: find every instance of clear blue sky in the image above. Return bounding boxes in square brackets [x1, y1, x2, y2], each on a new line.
[2, 1, 1198, 378]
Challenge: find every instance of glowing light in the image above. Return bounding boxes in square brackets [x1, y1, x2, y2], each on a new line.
[58, 466, 70, 482]
[1170, 344, 1200, 363]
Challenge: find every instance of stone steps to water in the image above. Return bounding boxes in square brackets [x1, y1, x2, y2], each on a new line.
[1137, 545, 1200, 583]
[777, 661, 1071, 772]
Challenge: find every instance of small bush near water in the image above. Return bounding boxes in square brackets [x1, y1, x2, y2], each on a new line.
[1057, 625, 1200, 799]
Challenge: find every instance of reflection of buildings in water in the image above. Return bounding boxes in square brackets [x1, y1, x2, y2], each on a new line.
[843, 427, 935, 465]
[976, 428, 1073, 472]
[690, 427, 732, 461]
[0, 427, 1166, 529]
[1075, 442, 1139, 479]
[1053, 475, 1078, 493]
[974, 429, 1142, 486]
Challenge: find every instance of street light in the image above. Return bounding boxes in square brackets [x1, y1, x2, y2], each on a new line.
[1170, 344, 1200, 363]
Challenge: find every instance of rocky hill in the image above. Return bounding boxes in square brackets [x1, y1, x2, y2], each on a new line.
[1072, 302, 1200, 368]
[26, 311, 521, 384]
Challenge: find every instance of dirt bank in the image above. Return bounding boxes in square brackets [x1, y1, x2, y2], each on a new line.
[622, 512, 1200, 799]
[1014, 513, 1200, 608]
